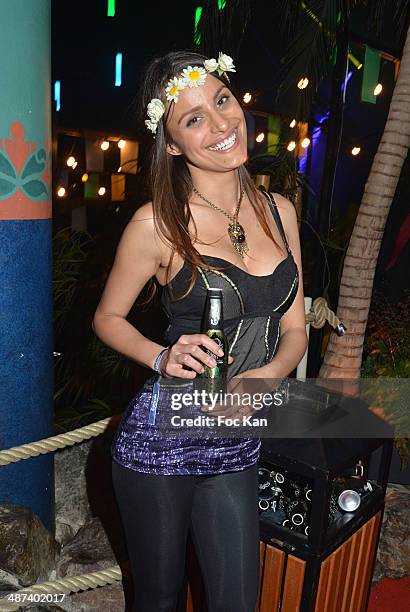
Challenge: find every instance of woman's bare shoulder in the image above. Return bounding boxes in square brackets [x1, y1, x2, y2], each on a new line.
[129, 201, 155, 224]
[126, 201, 172, 265]
[270, 192, 296, 215]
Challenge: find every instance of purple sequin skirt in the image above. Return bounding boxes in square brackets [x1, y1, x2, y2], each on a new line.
[111, 376, 261, 475]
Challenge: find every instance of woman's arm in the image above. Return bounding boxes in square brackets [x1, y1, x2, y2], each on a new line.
[92, 203, 167, 371]
[238, 193, 308, 380]
[93, 203, 225, 377]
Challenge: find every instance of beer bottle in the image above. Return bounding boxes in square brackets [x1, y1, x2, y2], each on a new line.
[200, 288, 229, 380]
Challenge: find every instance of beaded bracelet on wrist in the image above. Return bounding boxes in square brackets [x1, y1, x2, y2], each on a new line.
[153, 347, 169, 374]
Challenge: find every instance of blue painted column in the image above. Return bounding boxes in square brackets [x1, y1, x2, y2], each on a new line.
[0, 0, 54, 532]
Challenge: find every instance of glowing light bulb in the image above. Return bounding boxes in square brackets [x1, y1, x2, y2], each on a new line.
[101, 141, 110, 151]
[72, 161, 78, 169]
[117, 166, 122, 172]
[289, 119, 296, 128]
[351, 146, 361, 156]
[118, 139, 126, 149]
[243, 92, 252, 104]
[301, 137, 311, 148]
[374, 83, 383, 96]
[255, 132, 265, 143]
[297, 77, 309, 90]
[81, 173, 88, 182]
[287, 141, 296, 152]
[66, 156, 76, 167]
[98, 187, 106, 196]
[57, 187, 66, 197]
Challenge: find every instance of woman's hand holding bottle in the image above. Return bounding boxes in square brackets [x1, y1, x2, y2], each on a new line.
[157, 334, 227, 379]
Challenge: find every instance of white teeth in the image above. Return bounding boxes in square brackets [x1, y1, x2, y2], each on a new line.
[208, 131, 237, 151]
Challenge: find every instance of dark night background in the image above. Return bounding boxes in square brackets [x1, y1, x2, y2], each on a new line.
[52, 0, 409, 304]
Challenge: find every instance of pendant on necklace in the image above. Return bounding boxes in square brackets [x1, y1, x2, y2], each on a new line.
[228, 222, 249, 257]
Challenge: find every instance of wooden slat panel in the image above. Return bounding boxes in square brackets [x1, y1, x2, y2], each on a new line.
[260, 544, 286, 611]
[349, 514, 380, 612]
[314, 513, 382, 612]
[323, 544, 345, 610]
[359, 512, 381, 612]
[341, 526, 363, 612]
[335, 537, 353, 611]
[353, 516, 377, 612]
[281, 555, 306, 612]
[255, 542, 266, 612]
[315, 554, 331, 612]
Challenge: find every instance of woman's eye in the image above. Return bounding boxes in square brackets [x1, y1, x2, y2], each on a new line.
[187, 115, 201, 127]
[217, 95, 229, 106]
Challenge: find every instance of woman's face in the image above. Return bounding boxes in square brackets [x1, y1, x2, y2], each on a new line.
[165, 73, 248, 172]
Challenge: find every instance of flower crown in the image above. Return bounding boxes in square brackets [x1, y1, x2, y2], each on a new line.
[145, 52, 236, 135]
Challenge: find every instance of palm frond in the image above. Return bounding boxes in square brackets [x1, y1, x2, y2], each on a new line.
[277, 0, 341, 119]
[360, 0, 409, 38]
[277, 0, 303, 37]
[198, 0, 252, 58]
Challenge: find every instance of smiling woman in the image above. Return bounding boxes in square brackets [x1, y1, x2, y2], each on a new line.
[93, 49, 308, 611]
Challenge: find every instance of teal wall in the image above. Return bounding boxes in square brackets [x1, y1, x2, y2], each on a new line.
[0, 0, 54, 532]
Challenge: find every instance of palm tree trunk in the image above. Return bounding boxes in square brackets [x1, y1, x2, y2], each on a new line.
[319, 24, 410, 381]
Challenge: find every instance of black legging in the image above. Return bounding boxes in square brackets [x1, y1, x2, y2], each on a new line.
[111, 460, 260, 612]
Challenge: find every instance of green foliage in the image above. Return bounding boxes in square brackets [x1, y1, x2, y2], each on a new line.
[248, 145, 312, 204]
[52, 227, 138, 433]
[362, 292, 410, 378]
[361, 290, 410, 469]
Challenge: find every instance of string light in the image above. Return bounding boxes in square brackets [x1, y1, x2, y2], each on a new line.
[57, 187, 66, 197]
[351, 146, 361, 156]
[255, 132, 265, 143]
[348, 53, 363, 70]
[118, 139, 126, 149]
[101, 140, 110, 151]
[301, 137, 311, 148]
[289, 119, 296, 128]
[194, 6, 202, 45]
[72, 161, 78, 169]
[297, 77, 309, 90]
[374, 83, 383, 96]
[66, 156, 76, 167]
[107, 0, 115, 17]
[115, 52, 122, 86]
[54, 81, 61, 112]
[117, 166, 122, 172]
[81, 173, 88, 182]
[243, 92, 253, 104]
[287, 141, 296, 152]
[98, 187, 106, 196]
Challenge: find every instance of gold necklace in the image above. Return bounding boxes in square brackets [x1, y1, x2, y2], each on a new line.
[192, 177, 249, 258]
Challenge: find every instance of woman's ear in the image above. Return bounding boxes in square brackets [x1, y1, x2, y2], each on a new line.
[166, 141, 182, 156]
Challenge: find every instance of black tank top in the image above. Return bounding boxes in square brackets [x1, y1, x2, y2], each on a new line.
[161, 190, 299, 378]
[111, 191, 299, 475]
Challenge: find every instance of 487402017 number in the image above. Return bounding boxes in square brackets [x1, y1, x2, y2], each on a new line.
[5, 593, 66, 603]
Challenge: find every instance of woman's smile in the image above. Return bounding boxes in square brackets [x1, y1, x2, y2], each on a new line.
[207, 128, 239, 152]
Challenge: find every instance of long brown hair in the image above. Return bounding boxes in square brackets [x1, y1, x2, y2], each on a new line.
[138, 50, 281, 299]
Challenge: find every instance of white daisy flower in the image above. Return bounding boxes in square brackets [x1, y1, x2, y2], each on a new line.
[145, 119, 158, 134]
[217, 52, 236, 73]
[182, 65, 207, 88]
[204, 58, 218, 73]
[165, 77, 185, 103]
[147, 98, 165, 122]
